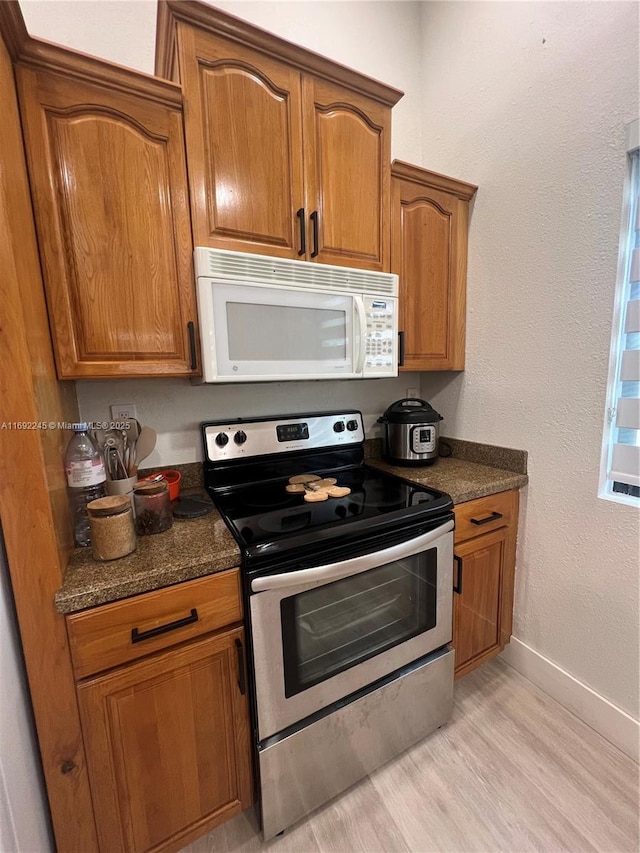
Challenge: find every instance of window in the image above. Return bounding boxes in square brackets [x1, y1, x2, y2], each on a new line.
[600, 120, 640, 506]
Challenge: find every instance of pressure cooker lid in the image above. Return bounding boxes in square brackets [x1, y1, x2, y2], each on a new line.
[380, 398, 444, 424]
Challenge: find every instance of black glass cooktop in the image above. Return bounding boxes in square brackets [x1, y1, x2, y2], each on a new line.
[207, 464, 453, 563]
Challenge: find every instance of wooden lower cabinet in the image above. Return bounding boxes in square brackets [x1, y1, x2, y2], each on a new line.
[452, 490, 519, 678]
[77, 626, 253, 853]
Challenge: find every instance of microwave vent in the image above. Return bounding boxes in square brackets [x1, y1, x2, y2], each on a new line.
[194, 247, 398, 296]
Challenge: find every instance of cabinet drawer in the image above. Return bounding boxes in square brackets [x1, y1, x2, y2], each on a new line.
[67, 569, 242, 679]
[454, 490, 517, 544]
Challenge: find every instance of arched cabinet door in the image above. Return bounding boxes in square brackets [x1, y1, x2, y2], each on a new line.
[178, 26, 305, 259]
[302, 77, 391, 272]
[17, 67, 198, 379]
[391, 162, 477, 371]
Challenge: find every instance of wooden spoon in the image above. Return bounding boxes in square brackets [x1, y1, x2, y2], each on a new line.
[131, 425, 156, 474]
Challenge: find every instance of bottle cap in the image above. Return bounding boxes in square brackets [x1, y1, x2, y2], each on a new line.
[72, 422, 89, 432]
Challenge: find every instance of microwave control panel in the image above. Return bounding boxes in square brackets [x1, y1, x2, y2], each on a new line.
[364, 297, 397, 374]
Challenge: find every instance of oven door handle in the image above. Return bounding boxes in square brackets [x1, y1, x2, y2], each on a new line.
[250, 519, 454, 592]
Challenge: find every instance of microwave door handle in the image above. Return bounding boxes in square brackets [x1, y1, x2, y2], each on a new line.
[354, 296, 367, 375]
[251, 519, 454, 592]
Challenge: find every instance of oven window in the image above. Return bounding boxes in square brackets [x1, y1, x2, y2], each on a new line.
[280, 550, 437, 697]
[226, 302, 347, 361]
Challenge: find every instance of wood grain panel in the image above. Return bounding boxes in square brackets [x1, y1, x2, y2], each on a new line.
[77, 628, 253, 853]
[67, 569, 243, 680]
[453, 527, 507, 674]
[0, 16, 98, 850]
[400, 194, 451, 360]
[392, 162, 476, 371]
[454, 488, 516, 544]
[17, 67, 198, 378]
[303, 76, 390, 271]
[178, 25, 304, 257]
[157, 1, 404, 108]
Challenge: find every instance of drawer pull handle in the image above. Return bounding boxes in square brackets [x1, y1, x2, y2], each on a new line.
[131, 608, 199, 644]
[453, 554, 463, 595]
[235, 638, 246, 695]
[470, 511, 503, 526]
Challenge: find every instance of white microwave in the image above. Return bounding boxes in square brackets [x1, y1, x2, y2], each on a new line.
[194, 247, 399, 383]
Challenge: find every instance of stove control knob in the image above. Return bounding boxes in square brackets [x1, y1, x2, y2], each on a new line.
[333, 421, 345, 433]
[346, 419, 359, 432]
[234, 430, 247, 445]
[215, 432, 229, 447]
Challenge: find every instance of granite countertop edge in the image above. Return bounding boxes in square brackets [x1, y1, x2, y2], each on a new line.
[55, 453, 528, 616]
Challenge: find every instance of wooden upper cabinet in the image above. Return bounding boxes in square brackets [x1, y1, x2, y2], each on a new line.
[391, 162, 477, 371]
[177, 26, 305, 257]
[303, 77, 390, 270]
[17, 55, 199, 379]
[160, 1, 401, 270]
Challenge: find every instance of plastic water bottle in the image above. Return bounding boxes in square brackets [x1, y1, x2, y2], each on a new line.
[64, 423, 106, 547]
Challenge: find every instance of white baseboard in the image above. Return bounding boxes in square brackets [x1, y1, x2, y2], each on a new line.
[501, 638, 639, 763]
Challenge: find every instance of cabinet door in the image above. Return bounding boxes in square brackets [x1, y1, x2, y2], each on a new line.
[392, 166, 476, 370]
[18, 68, 198, 379]
[77, 628, 253, 853]
[177, 25, 305, 258]
[453, 527, 508, 677]
[302, 76, 391, 271]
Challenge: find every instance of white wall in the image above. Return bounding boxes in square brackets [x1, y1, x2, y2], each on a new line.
[418, 1, 639, 718]
[0, 530, 53, 853]
[20, 0, 424, 467]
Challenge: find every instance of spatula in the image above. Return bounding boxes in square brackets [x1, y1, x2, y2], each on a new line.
[132, 426, 157, 473]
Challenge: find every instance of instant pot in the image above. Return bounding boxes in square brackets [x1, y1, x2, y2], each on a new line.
[377, 398, 443, 466]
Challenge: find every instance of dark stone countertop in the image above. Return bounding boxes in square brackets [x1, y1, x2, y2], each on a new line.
[55, 506, 241, 614]
[368, 456, 528, 504]
[55, 439, 528, 615]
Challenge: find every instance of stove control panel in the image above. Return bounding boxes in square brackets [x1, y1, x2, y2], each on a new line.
[203, 411, 365, 461]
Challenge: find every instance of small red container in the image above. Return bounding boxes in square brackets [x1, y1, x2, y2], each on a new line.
[160, 469, 181, 501]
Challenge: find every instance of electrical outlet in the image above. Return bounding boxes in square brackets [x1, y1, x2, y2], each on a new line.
[110, 403, 137, 422]
[406, 387, 419, 400]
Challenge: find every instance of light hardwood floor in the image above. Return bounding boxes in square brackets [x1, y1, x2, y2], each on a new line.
[182, 658, 639, 853]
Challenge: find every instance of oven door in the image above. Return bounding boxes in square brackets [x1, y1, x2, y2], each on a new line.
[249, 519, 453, 741]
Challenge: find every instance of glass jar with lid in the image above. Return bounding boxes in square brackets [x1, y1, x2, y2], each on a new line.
[133, 480, 173, 535]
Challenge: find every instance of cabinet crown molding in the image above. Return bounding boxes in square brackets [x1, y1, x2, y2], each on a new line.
[155, 0, 404, 107]
[392, 160, 478, 201]
[0, 0, 28, 62]
[17, 36, 183, 108]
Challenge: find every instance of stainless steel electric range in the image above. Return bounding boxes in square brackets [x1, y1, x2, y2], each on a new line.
[202, 410, 455, 839]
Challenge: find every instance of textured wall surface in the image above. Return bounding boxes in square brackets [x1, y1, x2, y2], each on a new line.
[418, 1, 639, 717]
